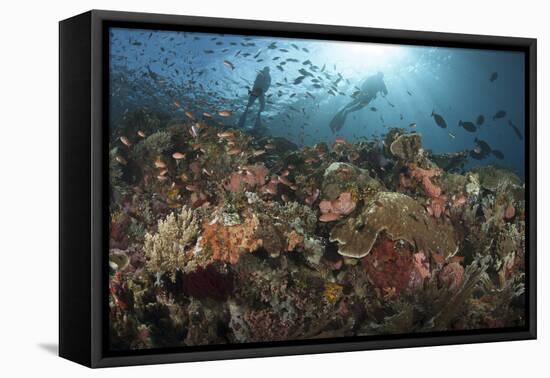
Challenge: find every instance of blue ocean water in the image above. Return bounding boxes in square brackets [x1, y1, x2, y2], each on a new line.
[109, 27, 526, 178]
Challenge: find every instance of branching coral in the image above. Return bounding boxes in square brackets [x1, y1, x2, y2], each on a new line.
[428, 256, 491, 330]
[495, 223, 525, 287]
[143, 206, 199, 277]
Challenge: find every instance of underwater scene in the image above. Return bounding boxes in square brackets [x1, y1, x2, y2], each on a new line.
[108, 27, 527, 351]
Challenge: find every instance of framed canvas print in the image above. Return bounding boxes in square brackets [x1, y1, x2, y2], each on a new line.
[59, 10, 536, 368]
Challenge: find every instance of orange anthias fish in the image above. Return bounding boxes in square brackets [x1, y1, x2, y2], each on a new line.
[185, 111, 195, 120]
[218, 110, 233, 117]
[217, 131, 235, 139]
[137, 130, 146, 138]
[227, 148, 242, 156]
[120, 136, 131, 147]
[278, 175, 292, 187]
[253, 149, 266, 156]
[154, 158, 167, 168]
[172, 152, 186, 160]
[319, 213, 342, 222]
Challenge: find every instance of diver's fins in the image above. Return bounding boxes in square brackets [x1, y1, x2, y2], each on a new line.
[329, 110, 347, 133]
[250, 125, 268, 139]
[254, 116, 262, 129]
[238, 109, 248, 128]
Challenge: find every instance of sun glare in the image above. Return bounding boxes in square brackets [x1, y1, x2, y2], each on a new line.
[326, 41, 406, 72]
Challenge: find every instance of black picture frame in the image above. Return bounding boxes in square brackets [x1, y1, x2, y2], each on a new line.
[59, 9, 537, 368]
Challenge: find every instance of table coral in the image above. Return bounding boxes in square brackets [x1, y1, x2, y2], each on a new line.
[472, 165, 522, 192]
[330, 192, 458, 259]
[389, 133, 423, 162]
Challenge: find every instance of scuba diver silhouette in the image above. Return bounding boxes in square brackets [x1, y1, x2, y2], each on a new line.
[329, 72, 388, 133]
[238, 67, 272, 128]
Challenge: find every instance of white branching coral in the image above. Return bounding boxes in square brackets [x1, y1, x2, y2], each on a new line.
[144, 206, 199, 276]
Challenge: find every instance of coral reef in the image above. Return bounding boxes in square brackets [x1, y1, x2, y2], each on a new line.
[109, 112, 526, 351]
